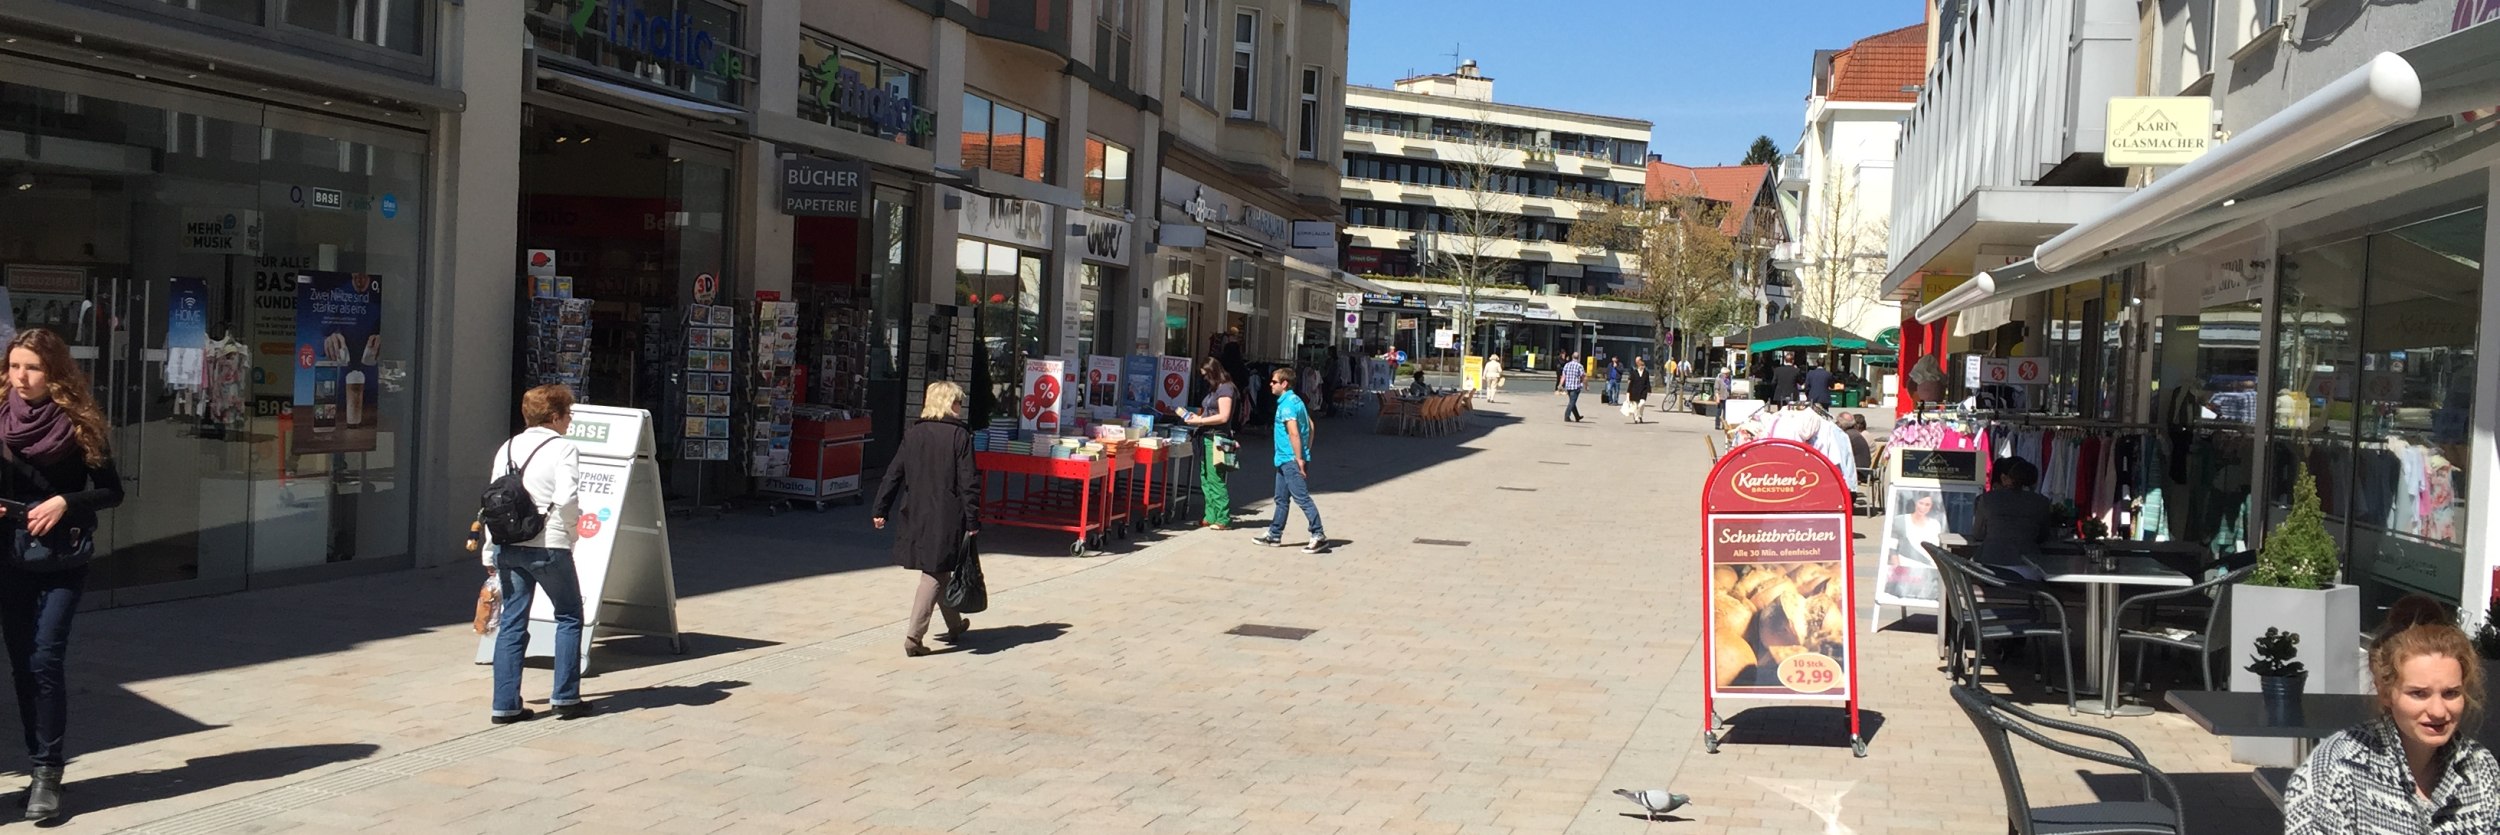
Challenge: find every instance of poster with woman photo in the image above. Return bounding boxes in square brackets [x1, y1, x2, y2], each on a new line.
[291, 271, 382, 454]
[1873, 481, 1980, 612]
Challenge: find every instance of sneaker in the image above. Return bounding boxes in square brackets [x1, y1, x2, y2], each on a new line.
[554, 702, 594, 720]
[1252, 534, 1283, 547]
[1302, 537, 1330, 554]
[490, 708, 535, 725]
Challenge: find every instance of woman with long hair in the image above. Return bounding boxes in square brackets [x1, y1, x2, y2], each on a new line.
[1179, 358, 1238, 529]
[873, 381, 980, 657]
[0, 328, 121, 820]
[2285, 595, 2500, 832]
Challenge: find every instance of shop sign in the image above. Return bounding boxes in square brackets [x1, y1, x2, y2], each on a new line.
[1699, 440, 1864, 754]
[2104, 97, 2212, 167]
[1545, 262, 1586, 279]
[780, 156, 868, 217]
[1523, 306, 1562, 321]
[1898, 449, 1979, 483]
[1290, 220, 1335, 249]
[1918, 273, 1969, 305]
[1476, 301, 1524, 316]
[2202, 254, 2268, 306]
[2009, 356, 2045, 385]
[2458, 0, 2500, 32]
[1962, 354, 1983, 387]
[3, 264, 84, 295]
[1076, 211, 1131, 266]
[808, 52, 932, 141]
[560, 0, 746, 82]
[1159, 169, 1289, 250]
[955, 188, 1052, 249]
[179, 209, 263, 256]
[310, 188, 344, 210]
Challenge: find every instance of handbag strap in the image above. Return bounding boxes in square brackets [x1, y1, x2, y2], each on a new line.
[0, 437, 59, 500]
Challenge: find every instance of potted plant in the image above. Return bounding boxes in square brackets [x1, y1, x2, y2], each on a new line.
[2227, 463, 2360, 767]
[2245, 628, 2306, 725]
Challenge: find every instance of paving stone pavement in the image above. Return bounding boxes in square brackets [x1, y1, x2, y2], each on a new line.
[29, 393, 2275, 833]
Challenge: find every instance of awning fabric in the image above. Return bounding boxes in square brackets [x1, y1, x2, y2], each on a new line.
[1746, 316, 1874, 353]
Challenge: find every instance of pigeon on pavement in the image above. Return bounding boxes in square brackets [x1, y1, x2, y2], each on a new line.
[1613, 788, 1690, 820]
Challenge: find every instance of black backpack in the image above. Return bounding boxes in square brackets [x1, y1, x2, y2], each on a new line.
[480, 437, 559, 545]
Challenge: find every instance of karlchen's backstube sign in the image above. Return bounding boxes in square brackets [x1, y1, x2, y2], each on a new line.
[2104, 97, 2212, 167]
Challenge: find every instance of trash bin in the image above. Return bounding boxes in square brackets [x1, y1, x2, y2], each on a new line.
[1838, 389, 1862, 408]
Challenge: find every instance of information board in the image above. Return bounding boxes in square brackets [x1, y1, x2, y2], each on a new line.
[1462, 356, 1483, 391]
[1700, 438, 1865, 757]
[477, 405, 684, 670]
[1873, 449, 1983, 616]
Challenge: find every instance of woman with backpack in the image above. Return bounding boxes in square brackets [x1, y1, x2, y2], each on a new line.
[482, 384, 589, 724]
[0, 329, 122, 821]
[873, 381, 980, 657]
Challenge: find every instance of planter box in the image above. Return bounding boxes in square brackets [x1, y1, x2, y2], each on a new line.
[2228, 583, 2361, 766]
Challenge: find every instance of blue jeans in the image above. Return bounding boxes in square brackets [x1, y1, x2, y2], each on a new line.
[1564, 388, 1583, 420]
[1265, 461, 1324, 539]
[493, 545, 584, 716]
[1606, 380, 1621, 403]
[0, 565, 83, 767]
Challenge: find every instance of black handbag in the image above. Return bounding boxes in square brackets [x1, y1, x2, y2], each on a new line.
[944, 533, 988, 614]
[0, 444, 93, 573]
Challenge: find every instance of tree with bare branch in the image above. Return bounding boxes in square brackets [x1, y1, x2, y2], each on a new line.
[1793, 162, 1890, 363]
[1418, 107, 1522, 366]
[1566, 185, 1741, 402]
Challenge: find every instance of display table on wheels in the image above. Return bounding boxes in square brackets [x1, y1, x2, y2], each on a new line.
[976, 451, 1119, 556]
[1122, 442, 1193, 529]
[759, 416, 871, 512]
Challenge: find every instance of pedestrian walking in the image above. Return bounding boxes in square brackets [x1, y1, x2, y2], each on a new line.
[1623, 357, 1653, 424]
[0, 329, 121, 821]
[1558, 352, 1587, 422]
[1481, 354, 1504, 400]
[1804, 360, 1834, 408]
[483, 383, 591, 726]
[1252, 368, 1327, 553]
[873, 381, 981, 657]
[1604, 357, 1623, 405]
[1179, 359, 1239, 529]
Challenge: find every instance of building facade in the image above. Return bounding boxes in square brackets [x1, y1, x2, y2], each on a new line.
[1776, 22, 1922, 346]
[1339, 61, 1655, 369]
[1899, 0, 2500, 618]
[0, 0, 1345, 608]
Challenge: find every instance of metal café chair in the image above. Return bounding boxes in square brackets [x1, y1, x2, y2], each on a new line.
[1930, 543, 2080, 714]
[2114, 564, 2255, 695]
[1951, 684, 2186, 835]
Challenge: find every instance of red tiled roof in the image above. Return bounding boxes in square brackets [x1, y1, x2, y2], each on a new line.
[1644, 160, 1701, 201]
[1827, 22, 1927, 104]
[1693, 164, 1771, 236]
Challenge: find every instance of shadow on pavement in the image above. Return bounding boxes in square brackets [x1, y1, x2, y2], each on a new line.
[584, 632, 781, 676]
[1715, 706, 1887, 749]
[2078, 770, 2280, 833]
[45, 743, 380, 828]
[587, 679, 749, 716]
[965, 622, 1070, 655]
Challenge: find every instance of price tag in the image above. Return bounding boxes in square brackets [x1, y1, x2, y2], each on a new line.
[1778, 652, 1843, 694]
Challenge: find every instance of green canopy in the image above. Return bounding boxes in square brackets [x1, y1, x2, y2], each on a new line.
[1745, 315, 1876, 353]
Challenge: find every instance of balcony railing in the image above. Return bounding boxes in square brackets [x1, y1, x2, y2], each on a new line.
[1341, 123, 1618, 163]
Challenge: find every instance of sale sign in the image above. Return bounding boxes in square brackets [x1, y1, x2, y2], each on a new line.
[1984, 358, 2010, 385]
[1086, 355, 1122, 421]
[1154, 355, 1191, 416]
[1021, 358, 1066, 434]
[1700, 438, 1865, 755]
[2010, 356, 2045, 385]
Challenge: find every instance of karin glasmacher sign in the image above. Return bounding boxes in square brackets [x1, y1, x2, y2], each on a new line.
[2105, 97, 2212, 167]
[780, 157, 869, 217]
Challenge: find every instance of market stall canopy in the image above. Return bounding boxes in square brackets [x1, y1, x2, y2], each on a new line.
[1747, 316, 1875, 353]
[1919, 21, 2500, 325]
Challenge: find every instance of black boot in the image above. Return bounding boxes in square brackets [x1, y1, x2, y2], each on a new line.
[24, 766, 61, 821]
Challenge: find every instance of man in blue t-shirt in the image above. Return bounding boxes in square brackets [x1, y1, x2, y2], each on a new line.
[1253, 368, 1328, 553]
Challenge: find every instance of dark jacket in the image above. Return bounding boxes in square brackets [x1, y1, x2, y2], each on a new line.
[1969, 486, 2058, 570]
[1803, 367, 1834, 405]
[0, 439, 123, 536]
[1626, 367, 1651, 401]
[1769, 365, 1802, 404]
[873, 418, 980, 573]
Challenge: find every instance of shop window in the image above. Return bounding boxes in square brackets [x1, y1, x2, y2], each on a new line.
[1077, 264, 1107, 361]
[961, 92, 1055, 183]
[797, 34, 931, 147]
[284, 0, 425, 54]
[1083, 136, 1130, 210]
[955, 240, 1047, 425]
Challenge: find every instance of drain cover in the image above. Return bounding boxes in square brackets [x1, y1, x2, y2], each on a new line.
[1497, 486, 1538, 492]
[1227, 624, 1316, 640]
[1413, 538, 1472, 547]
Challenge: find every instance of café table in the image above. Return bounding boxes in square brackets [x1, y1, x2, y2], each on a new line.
[2165, 689, 2377, 806]
[2027, 547, 2198, 717]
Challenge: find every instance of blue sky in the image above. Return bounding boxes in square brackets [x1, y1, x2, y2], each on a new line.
[1347, 1, 1924, 166]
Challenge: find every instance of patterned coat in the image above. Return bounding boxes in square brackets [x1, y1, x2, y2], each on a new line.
[2284, 716, 2500, 834]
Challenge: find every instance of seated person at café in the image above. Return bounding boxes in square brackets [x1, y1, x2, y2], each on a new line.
[1407, 370, 1431, 397]
[1969, 456, 2057, 581]
[2283, 595, 2500, 833]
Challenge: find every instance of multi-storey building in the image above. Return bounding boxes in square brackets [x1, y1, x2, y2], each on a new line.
[0, 0, 1345, 607]
[1775, 22, 1923, 348]
[1339, 61, 1656, 368]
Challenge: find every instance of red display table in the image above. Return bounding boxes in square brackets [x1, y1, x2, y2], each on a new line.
[977, 450, 1121, 556]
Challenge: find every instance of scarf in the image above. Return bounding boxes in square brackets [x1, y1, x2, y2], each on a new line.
[2, 392, 77, 466]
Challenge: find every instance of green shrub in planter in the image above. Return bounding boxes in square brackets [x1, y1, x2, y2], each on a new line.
[2251, 464, 2338, 590]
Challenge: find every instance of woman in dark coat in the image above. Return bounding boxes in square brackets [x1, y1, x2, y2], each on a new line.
[1624, 357, 1654, 424]
[873, 381, 980, 657]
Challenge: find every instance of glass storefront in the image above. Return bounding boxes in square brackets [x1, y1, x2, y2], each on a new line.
[954, 239, 1044, 426]
[0, 68, 425, 603]
[2271, 200, 2485, 611]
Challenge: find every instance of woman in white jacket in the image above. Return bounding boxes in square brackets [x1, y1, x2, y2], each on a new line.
[482, 384, 590, 724]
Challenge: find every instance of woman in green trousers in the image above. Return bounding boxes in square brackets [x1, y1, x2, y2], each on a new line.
[1180, 358, 1239, 528]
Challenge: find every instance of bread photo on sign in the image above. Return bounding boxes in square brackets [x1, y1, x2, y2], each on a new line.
[1713, 563, 1849, 688]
